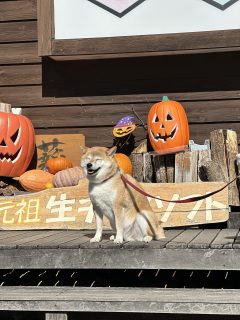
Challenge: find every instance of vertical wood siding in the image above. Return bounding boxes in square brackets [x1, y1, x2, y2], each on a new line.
[1, 0, 240, 147]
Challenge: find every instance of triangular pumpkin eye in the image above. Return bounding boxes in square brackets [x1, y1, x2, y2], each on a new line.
[0, 139, 6, 146]
[11, 129, 19, 143]
[153, 113, 159, 122]
[166, 113, 173, 121]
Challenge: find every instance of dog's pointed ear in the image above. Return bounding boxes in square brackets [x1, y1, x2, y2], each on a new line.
[107, 146, 117, 157]
[80, 146, 88, 155]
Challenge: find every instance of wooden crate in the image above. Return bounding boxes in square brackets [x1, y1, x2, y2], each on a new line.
[131, 129, 239, 207]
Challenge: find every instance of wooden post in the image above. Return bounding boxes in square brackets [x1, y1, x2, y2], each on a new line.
[0, 102, 12, 113]
[45, 313, 68, 320]
[130, 153, 144, 182]
[143, 153, 153, 182]
[152, 154, 175, 183]
[175, 151, 198, 182]
[210, 129, 239, 206]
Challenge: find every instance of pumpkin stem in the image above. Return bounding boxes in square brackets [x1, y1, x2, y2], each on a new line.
[0, 102, 12, 113]
[162, 96, 169, 102]
[12, 177, 20, 181]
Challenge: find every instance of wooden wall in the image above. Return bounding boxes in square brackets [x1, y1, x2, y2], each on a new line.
[1, 0, 240, 149]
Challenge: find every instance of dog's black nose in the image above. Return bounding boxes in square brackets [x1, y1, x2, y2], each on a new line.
[87, 163, 93, 169]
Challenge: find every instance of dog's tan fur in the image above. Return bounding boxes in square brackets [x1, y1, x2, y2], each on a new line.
[81, 146, 165, 243]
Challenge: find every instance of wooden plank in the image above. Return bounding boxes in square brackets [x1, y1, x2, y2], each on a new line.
[130, 153, 143, 182]
[0, 230, 32, 241]
[210, 129, 239, 206]
[50, 46, 240, 60]
[211, 229, 239, 249]
[45, 314, 68, 320]
[166, 229, 202, 249]
[225, 130, 239, 206]
[0, 230, 45, 249]
[1, 85, 240, 107]
[1, 286, 240, 314]
[175, 152, 184, 183]
[0, 65, 41, 86]
[0, 21, 37, 43]
[20, 231, 77, 248]
[51, 29, 240, 56]
[15, 230, 64, 247]
[182, 151, 199, 182]
[142, 153, 153, 183]
[165, 154, 175, 183]
[0, 43, 40, 65]
[175, 151, 199, 183]
[33, 124, 240, 150]
[198, 150, 211, 181]
[0, 181, 229, 230]
[122, 229, 184, 249]
[153, 155, 167, 183]
[37, 0, 53, 56]
[19, 99, 240, 128]
[188, 229, 220, 249]
[58, 231, 95, 249]
[0, 244, 239, 269]
[0, 0, 37, 22]
[35, 133, 85, 169]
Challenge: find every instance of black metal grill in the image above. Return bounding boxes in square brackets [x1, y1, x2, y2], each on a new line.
[0, 269, 240, 289]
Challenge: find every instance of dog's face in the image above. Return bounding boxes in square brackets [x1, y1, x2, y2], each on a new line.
[80, 146, 118, 183]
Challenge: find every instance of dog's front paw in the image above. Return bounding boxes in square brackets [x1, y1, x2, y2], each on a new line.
[114, 237, 123, 244]
[90, 236, 101, 243]
[110, 235, 115, 241]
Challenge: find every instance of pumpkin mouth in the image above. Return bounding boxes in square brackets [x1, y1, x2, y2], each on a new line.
[87, 167, 101, 176]
[114, 130, 132, 136]
[0, 146, 22, 163]
[151, 125, 177, 143]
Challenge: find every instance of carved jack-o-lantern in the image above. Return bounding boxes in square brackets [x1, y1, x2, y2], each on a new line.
[113, 116, 136, 138]
[148, 96, 189, 154]
[0, 112, 35, 177]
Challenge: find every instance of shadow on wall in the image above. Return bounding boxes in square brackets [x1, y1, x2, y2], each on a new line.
[42, 51, 240, 98]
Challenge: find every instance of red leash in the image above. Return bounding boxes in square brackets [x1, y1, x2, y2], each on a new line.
[120, 174, 239, 204]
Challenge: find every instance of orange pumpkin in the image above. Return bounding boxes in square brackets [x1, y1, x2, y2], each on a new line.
[46, 157, 73, 174]
[17, 169, 54, 192]
[147, 96, 189, 154]
[0, 112, 35, 177]
[114, 153, 132, 175]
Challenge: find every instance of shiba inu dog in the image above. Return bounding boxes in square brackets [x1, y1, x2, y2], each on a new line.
[80, 146, 165, 243]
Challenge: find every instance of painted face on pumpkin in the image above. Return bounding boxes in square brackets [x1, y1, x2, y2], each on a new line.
[150, 111, 178, 143]
[147, 96, 189, 154]
[113, 116, 136, 138]
[113, 125, 136, 137]
[0, 112, 35, 177]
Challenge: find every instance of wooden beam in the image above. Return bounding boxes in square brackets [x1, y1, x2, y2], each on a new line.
[0, 287, 240, 315]
[37, 0, 54, 56]
[0, 246, 239, 270]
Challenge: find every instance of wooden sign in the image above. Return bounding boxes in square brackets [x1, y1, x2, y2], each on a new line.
[0, 180, 228, 230]
[35, 134, 85, 170]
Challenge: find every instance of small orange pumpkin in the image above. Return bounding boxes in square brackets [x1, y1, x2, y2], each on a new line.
[17, 169, 54, 192]
[46, 157, 73, 174]
[114, 153, 132, 175]
[148, 96, 189, 154]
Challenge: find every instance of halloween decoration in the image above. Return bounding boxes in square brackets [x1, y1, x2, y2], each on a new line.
[148, 96, 189, 154]
[53, 166, 86, 188]
[46, 157, 73, 174]
[114, 153, 133, 175]
[16, 169, 54, 192]
[113, 116, 136, 137]
[0, 111, 35, 177]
